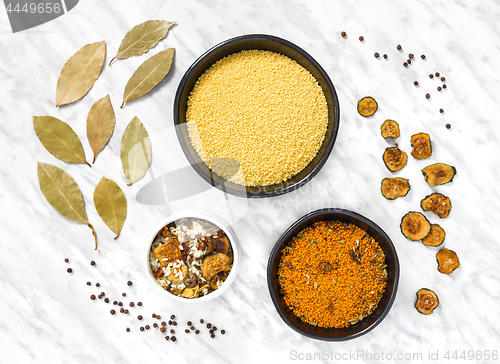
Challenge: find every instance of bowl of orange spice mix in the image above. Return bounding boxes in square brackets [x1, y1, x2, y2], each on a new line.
[174, 34, 340, 197]
[268, 208, 399, 341]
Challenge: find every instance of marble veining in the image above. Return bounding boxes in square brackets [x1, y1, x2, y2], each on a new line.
[1, 0, 499, 362]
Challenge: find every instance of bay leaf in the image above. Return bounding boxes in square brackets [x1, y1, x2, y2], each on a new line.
[121, 116, 152, 185]
[121, 48, 175, 108]
[86, 95, 116, 163]
[56, 41, 106, 107]
[37, 162, 97, 250]
[34, 116, 90, 167]
[93, 177, 127, 239]
[109, 20, 176, 66]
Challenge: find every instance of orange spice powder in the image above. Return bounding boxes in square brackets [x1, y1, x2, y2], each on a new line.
[278, 221, 387, 328]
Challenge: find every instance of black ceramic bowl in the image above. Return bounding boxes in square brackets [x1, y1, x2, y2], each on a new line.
[267, 208, 399, 341]
[173, 34, 340, 198]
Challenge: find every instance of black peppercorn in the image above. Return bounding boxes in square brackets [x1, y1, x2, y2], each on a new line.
[409, 53, 414, 59]
[429, 74, 434, 79]
[446, 124, 451, 129]
[90, 295, 96, 300]
[359, 36, 364, 41]
[138, 315, 143, 320]
[64, 258, 69, 263]
[90, 261, 95, 266]
[440, 109, 444, 113]
[414, 81, 419, 86]
[425, 93, 430, 99]
[110, 310, 116, 315]
[383, 54, 387, 59]
[127, 281, 132, 286]
[374, 52, 379, 58]
[421, 54, 426, 59]
[397, 44, 402, 50]
[341, 31, 346, 38]
[67, 268, 72, 273]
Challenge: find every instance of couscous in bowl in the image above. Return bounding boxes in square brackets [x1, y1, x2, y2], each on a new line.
[174, 34, 340, 198]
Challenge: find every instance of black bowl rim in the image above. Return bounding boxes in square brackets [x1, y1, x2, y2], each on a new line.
[267, 208, 400, 341]
[173, 34, 340, 198]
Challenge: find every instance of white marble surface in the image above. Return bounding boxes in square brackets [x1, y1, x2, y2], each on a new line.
[1, 0, 500, 363]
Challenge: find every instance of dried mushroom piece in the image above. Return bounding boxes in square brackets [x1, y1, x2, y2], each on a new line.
[400, 211, 431, 241]
[210, 232, 230, 254]
[436, 248, 460, 274]
[381, 177, 410, 200]
[421, 163, 457, 187]
[415, 288, 439, 315]
[357, 96, 378, 117]
[421, 193, 452, 218]
[380, 119, 400, 139]
[422, 224, 446, 247]
[183, 273, 198, 288]
[410, 133, 432, 159]
[202, 253, 230, 281]
[383, 144, 408, 172]
[181, 285, 199, 299]
[154, 236, 182, 266]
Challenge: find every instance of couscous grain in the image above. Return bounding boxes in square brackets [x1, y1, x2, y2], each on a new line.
[186, 50, 328, 187]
